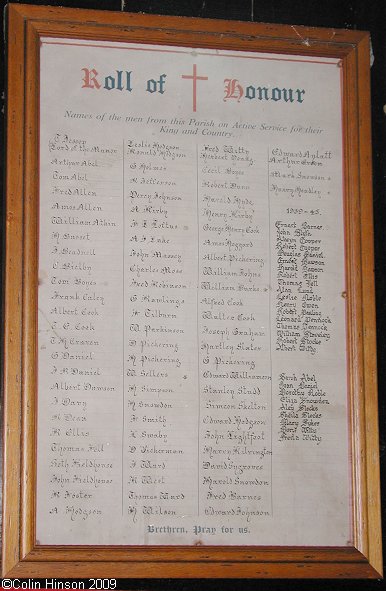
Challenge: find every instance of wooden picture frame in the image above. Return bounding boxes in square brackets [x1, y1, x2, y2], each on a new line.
[3, 3, 382, 579]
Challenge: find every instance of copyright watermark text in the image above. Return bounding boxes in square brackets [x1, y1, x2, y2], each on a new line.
[1, 579, 117, 590]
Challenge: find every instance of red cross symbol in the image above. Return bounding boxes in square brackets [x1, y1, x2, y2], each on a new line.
[181, 64, 208, 112]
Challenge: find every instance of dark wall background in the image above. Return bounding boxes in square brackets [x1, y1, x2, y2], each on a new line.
[1, 1, 385, 590]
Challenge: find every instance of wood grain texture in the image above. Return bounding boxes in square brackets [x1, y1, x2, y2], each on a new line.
[1, 557, 379, 579]
[2, 4, 25, 577]
[342, 45, 367, 556]
[20, 20, 41, 560]
[355, 33, 383, 576]
[2, 3, 382, 579]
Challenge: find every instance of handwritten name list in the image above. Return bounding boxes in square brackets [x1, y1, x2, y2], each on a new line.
[37, 40, 351, 546]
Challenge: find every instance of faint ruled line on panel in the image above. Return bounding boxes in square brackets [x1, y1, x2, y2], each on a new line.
[122, 139, 125, 516]
[196, 143, 200, 517]
[267, 145, 273, 517]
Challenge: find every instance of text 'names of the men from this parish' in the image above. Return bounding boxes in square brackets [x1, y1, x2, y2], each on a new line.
[37, 40, 351, 546]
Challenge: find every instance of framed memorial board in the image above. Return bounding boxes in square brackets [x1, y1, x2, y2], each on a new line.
[2, 3, 383, 579]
